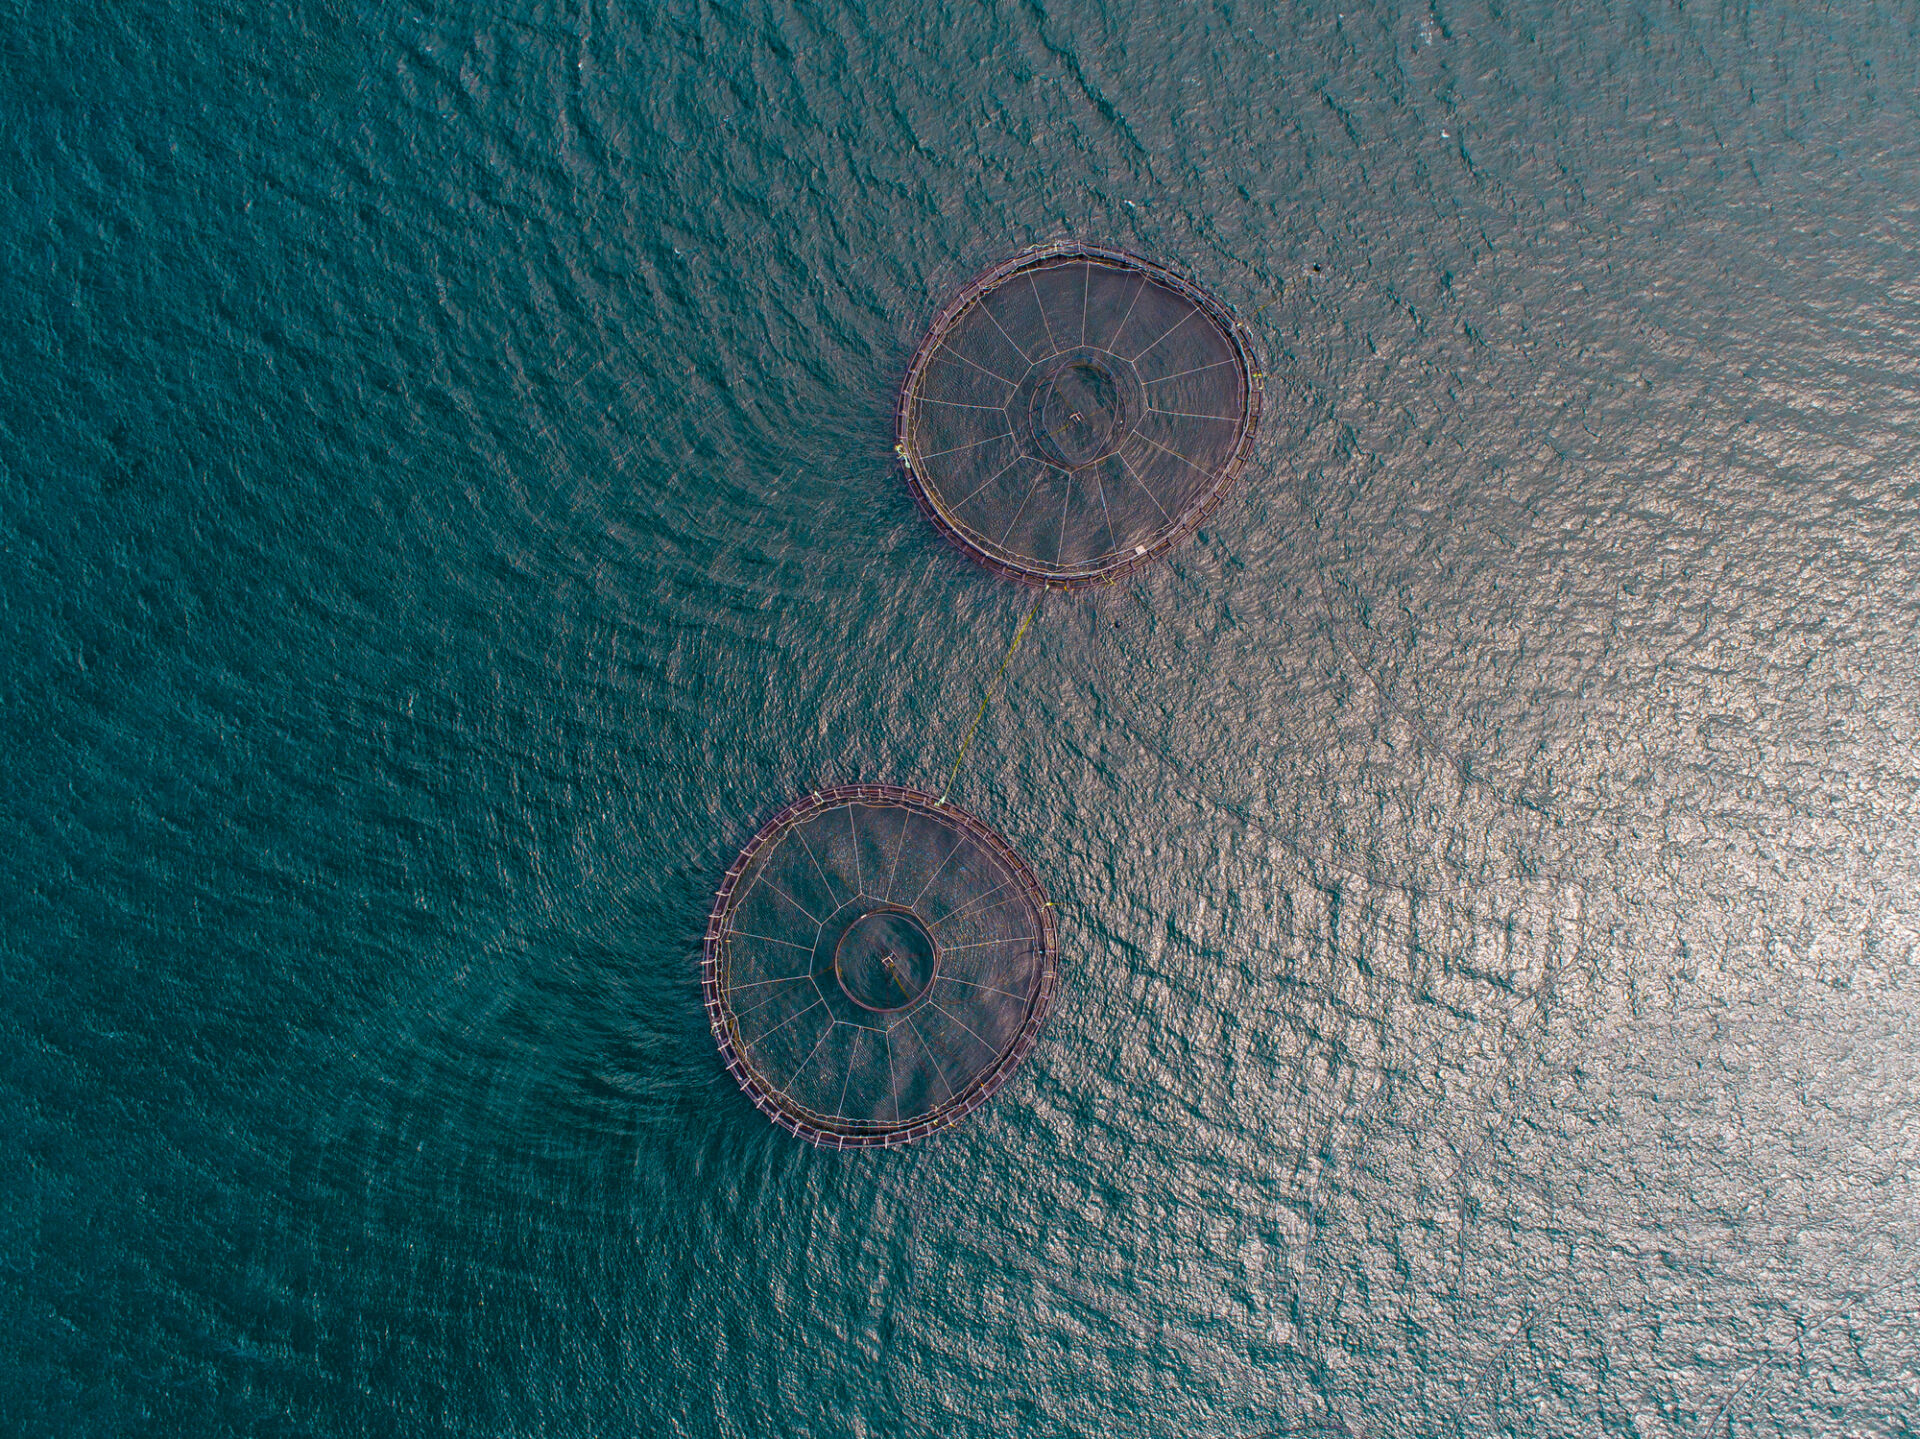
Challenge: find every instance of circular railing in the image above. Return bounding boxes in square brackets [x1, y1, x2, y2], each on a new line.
[898, 241, 1262, 588]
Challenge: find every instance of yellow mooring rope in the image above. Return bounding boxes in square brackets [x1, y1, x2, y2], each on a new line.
[940, 597, 1042, 804]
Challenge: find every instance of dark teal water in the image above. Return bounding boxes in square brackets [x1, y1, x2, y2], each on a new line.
[5, 2, 1920, 1434]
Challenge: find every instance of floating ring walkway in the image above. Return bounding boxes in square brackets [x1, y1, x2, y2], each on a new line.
[897, 241, 1262, 588]
[704, 785, 1058, 1148]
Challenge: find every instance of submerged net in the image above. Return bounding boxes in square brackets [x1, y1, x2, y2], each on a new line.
[897, 241, 1262, 588]
[704, 785, 1059, 1148]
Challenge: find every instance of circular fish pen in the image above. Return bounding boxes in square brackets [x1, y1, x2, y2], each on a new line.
[897, 241, 1262, 588]
[704, 785, 1059, 1148]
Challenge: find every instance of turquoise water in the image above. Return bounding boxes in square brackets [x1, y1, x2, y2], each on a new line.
[4, 2, 1920, 1434]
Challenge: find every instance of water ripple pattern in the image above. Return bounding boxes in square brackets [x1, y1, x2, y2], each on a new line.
[2, 1, 1918, 1436]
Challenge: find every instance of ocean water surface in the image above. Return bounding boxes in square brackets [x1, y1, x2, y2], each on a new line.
[4, 1, 1919, 1434]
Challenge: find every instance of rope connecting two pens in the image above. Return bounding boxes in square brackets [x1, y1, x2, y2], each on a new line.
[939, 598, 1042, 804]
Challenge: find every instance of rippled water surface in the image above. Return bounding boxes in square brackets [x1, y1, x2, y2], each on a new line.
[5, 2, 1920, 1434]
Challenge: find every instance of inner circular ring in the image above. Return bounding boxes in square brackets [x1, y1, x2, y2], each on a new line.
[1027, 353, 1132, 468]
[831, 905, 941, 1013]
